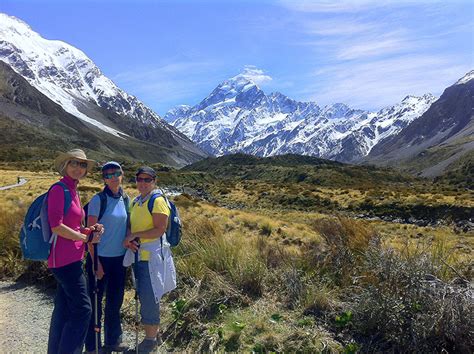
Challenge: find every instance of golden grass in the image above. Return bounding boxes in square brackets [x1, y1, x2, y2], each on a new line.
[219, 180, 474, 208]
[1, 167, 471, 277]
[1, 168, 472, 351]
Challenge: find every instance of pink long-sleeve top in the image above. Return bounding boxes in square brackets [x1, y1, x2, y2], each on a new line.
[47, 175, 85, 268]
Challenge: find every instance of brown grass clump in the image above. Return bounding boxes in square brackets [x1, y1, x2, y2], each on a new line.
[0, 205, 26, 278]
[353, 242, 474, 352]
[308, 216, 376, 286]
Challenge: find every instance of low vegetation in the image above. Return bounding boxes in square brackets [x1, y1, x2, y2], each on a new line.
[0, 155, 472, 351]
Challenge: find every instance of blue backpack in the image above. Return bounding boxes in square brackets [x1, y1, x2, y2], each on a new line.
[133, 190, 182, 247]
[19, 182, 72, 261]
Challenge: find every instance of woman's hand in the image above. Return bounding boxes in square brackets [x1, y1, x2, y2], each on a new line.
[123, 234, 139, 252]
[82, 227, 101, 244]
[96, 260, 105, 280]
[90, 223, 105, 236]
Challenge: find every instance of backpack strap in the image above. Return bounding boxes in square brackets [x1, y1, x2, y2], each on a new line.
[123, 193, 131, 229]
[147, 190, 170, 214]
[97, 191, 108, 221]
[147, 193, 160, 214]
[146, 191, 169, 258]
[52, 181, 72, 216]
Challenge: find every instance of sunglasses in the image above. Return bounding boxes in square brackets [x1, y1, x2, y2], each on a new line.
[103, 171, 122, 179]
[136, 177, 154, 183]
[68, 160, 88, 169]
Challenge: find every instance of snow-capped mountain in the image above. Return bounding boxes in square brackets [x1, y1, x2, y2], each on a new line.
[165, 68, 437, 162]
[0, 13, 206, 166]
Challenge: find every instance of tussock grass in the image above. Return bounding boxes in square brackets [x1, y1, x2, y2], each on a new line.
[1, 168, 472, 351]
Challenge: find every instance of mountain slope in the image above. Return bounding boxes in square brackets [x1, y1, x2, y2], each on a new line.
[367, 71, 474, 177]
[0, 13, 207, 166]
[166, 68, 436, 162]
[0, 61, 202, 165]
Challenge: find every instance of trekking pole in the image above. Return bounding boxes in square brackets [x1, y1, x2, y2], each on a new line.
[93, 239, 100, 354]
[130, 240, 140, 354]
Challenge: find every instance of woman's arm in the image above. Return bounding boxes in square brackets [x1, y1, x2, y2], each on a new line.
[87, 215, 99, 228]
[51, 224, 89, 242]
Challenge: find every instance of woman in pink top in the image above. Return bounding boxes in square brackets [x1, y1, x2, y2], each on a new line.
[47, 149, 103, 354]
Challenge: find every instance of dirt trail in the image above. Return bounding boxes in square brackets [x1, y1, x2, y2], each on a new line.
[0, 178, 27, 191]
[0, 281, 144, 353]
[0, 281, 52, 352]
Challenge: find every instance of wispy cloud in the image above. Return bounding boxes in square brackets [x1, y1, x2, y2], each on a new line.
[302, 55, 470, 109]
[276, 0, 473, 109]
[337, 31, 412, 60]
[303, 20, 377, 36]
[278, 0, 387, 13]
[233, 65, 273, 84]
[278, 0, 440, 13]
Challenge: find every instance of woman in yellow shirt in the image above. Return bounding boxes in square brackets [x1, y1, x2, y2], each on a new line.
[123, 166, 175, 353]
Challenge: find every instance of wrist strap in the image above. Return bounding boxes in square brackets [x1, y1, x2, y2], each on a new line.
[87, 233, 94, 243]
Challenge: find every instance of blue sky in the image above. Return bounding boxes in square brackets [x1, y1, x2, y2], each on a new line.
[1, 0, 473, 115]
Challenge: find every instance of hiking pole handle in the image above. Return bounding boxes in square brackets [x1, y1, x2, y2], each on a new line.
[93, 241, 98, 272]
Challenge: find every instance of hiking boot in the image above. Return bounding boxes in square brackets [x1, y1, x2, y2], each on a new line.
[136, 338, 158, 353]
[156, 332, 163, 346]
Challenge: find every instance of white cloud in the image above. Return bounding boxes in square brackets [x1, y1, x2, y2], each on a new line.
[280, 0, 473, 110]
[278, 0, 441, 13]
[304, 20, 377, 36]
[337, 32, 412, 60]
[278, 0, 388, 13]
[235, 65, 273, 85]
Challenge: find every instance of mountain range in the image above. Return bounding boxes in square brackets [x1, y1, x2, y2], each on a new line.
[0, 13, 207, 166]
[164, 68, 437, 163]
[0, 12, 472, 177]
[366, 71, 474, 177]
[165, 68, 473, 176]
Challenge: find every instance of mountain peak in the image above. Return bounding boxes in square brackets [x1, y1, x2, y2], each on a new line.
[219, 66, 271, 94]
[0, 13, 33, 35]
[455, 70, 474, 85]
[229, 66, 271, 85]
[321, 103, 351, 118]
[196, 67, 271, 110]
[401, 94, 435, 104]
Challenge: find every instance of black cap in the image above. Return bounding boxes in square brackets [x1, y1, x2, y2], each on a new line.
[135, 166, 156, 179]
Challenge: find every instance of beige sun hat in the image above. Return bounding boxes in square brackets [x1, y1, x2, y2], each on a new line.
[54, 149, 96, 175]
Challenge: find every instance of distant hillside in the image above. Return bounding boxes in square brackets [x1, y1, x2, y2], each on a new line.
[434, 151, 474, 189]
[184, 153, 415, 188]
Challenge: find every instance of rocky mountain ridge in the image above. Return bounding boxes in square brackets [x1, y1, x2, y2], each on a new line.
[165, 68, 437, 163]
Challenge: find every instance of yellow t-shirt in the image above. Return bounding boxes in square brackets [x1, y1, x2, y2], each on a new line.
[130, 196, 170, 261]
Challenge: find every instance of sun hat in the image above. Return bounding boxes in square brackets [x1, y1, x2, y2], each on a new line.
[54, 149, 95, 175]
[101, 161, 122, 172]
[135, 166, 156, 179]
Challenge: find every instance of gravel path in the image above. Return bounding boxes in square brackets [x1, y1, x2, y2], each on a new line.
[0, 281, 53, 353]
[0, 281, 147, 353]
[0, 178, 27, 191]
